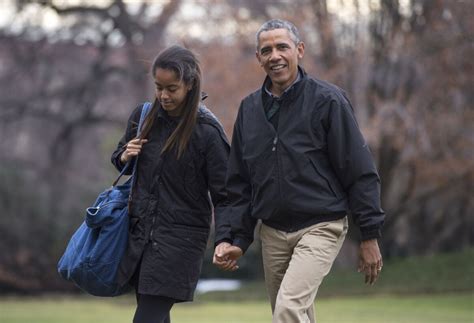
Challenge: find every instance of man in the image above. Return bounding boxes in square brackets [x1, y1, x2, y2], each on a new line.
[214, 19, 384, 323]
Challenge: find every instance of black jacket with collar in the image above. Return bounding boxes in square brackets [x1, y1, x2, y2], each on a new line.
[216, 67, 384, 252]
[111, 102, 229, 301]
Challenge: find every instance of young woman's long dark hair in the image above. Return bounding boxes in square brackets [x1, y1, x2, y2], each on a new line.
[139, 45, 202, 159]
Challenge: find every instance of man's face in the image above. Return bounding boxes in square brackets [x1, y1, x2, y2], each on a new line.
[256, 28, 304, 94]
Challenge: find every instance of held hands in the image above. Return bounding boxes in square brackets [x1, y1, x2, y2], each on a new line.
[120, 138, 148, 163]
[358, 239, 383, 285]
[213, 242, 243, 271]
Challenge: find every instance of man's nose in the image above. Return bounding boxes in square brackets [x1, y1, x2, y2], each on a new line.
[269, 49, 280, 61]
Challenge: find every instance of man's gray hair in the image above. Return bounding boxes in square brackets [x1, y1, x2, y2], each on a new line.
[256, 19, 301, 49]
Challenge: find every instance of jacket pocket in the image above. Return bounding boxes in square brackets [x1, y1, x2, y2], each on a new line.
[165, 225, 209, 264]
[129, 217, 139, 233]
[180, 155, 206, 201]
[172, 209, 211, 230]
[308, 158, 340, 198]
[248, 157, 273, 210]
[172, 223, 209, 234]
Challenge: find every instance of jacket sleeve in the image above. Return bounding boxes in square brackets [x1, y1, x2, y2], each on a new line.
[324, 95, 385, 241]
[224, 103, 258, 253]
[203, 122, 232, 245]
[111, 105, 142, 174]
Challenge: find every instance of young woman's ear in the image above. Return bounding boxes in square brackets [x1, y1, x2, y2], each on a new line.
[186, 79, 194, 91]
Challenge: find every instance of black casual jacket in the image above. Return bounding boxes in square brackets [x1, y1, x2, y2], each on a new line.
[111, 102, 229, 301]
[215, 68, 384, 253]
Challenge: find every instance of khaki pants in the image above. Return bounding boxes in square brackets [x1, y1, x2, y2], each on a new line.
[260, 217, 348, 323]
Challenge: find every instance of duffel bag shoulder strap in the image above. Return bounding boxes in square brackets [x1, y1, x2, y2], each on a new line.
[137, 101, 152, 137]
[112, 102, 152, 186]
[130, 102, 151, 175]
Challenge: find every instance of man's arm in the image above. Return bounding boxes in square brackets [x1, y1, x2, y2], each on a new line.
[324, 95, 385, 284]
[214, 103, 257, 270]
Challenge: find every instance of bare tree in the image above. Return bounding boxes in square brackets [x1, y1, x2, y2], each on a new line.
[0, 0, 182, 292]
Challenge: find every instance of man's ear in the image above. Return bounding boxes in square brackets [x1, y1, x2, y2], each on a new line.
[256, 51, 263, 67]
[297, 42, 305, 60]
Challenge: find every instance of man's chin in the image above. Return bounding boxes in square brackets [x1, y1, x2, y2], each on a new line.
[269, 72, 286, 82]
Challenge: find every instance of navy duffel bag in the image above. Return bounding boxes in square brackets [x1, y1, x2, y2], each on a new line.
[57, 102, 151, 296]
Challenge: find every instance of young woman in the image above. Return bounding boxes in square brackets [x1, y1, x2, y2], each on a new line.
[111, 45, 229, 323]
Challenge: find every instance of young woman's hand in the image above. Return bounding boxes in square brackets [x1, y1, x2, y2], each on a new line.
[120, 138, 148, 163]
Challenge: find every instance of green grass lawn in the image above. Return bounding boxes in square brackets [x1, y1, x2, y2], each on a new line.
[196, 248, 474, 302]
[1, 249, 473, 322]
[0, 293, 472, 323]
[319, 247, 474, 297]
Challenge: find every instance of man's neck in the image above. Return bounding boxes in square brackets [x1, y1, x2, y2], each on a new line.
[269, 84, 286, 98]
[266, 69, 301, 98]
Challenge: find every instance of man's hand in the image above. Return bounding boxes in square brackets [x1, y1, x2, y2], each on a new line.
[213, 242, 243, 271]
[358, 239, 383, 285]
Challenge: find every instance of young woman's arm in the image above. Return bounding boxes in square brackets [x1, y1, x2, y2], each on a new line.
[111, 105, 143, 173]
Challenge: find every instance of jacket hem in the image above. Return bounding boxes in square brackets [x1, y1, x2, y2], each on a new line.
[262, 212, 347, 233]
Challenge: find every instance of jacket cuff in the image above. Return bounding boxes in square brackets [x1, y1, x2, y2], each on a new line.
[112, 147, 127, 171]
[233, 237, 253, 254]
[360, 226, 382, 241]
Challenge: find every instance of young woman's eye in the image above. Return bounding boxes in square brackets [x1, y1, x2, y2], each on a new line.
[168, 87, 178, 93]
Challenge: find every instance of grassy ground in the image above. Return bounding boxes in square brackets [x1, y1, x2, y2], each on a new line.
[319, 247, 474, 296]
[0, 293, 472, 323]
[1, 249, 473, 323]
[197, 248, 474, 301]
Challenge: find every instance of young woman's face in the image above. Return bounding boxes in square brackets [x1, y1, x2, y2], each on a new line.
[154, 68, 191, 117]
